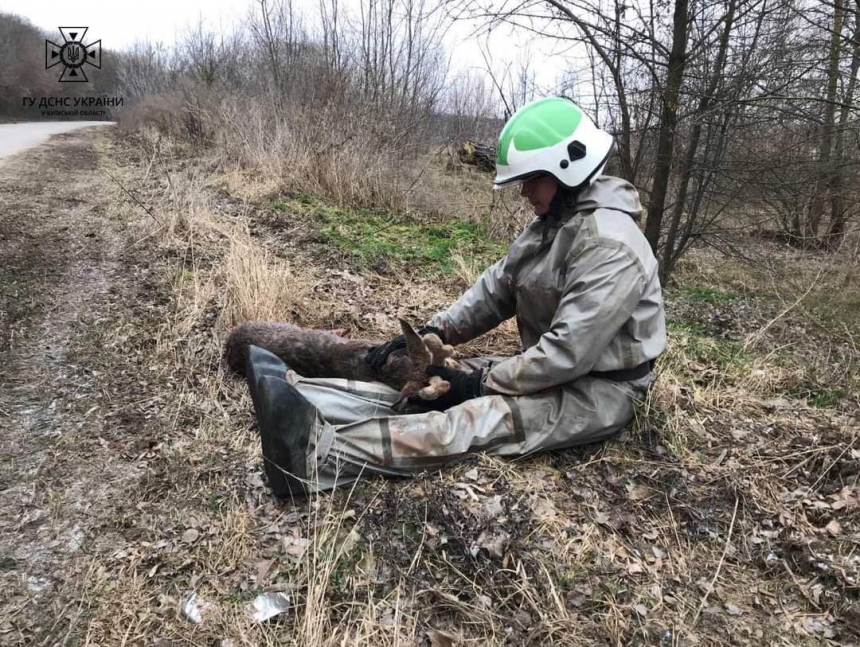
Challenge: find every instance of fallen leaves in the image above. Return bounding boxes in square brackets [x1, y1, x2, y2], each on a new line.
[181, 528, 200, 545]
[25, 130, 859, 647]
[425, 628, 459, 647]
[794, 614, 837, 639]
[470, 530, 509, 559]
[829, 485, 859, 511]
[282, 536, 310, 561]
[627, 483, 655, 501]
[530, 496, 559, 521]
[627, 561, 646, 575]
[824, 519, 841, 536]
[483, 495, 504, 519]
[254, 559, 274, 587]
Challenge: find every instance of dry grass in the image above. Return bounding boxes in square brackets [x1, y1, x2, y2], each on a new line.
[120, 96, 536, 244]
[38, 128, 857, 645]
[123, 97, 415, 216]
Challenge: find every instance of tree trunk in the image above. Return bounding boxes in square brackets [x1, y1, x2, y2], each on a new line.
[827, 2, 860, 246]
[661, 0, 736, 282]
[807, 0, 844, 243]
[644, 0, 690, 254]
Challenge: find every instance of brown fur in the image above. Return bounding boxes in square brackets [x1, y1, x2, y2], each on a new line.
[224, 321, 451, 401]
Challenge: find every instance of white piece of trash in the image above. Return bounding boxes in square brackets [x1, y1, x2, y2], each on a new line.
[181, 591, 204, 624]
[249, 591, 291, 622]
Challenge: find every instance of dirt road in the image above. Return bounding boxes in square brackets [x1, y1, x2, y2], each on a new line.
[0, 121, 113, 159]
[0, 125, 140, 643]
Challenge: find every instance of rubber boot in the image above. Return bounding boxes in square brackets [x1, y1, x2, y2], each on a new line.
[254, 375, 319, 498]
[245, 345, 290, 418]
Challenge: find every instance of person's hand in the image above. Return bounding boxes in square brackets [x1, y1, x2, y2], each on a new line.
[407, 365, 483, 411]
[365, 326, 445, 370]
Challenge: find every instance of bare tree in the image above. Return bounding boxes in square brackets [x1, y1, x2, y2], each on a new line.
[447, 0, 860, 276]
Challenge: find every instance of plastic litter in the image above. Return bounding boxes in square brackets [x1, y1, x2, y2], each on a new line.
[181, 591, 204, 624]
[249, 591, 291, 622]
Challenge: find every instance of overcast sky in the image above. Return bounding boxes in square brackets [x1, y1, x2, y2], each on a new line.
[1, 0, 247, 49]
[1, 0, 571, 97]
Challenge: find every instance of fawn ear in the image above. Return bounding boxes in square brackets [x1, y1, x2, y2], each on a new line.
[399, 319, 426, 359]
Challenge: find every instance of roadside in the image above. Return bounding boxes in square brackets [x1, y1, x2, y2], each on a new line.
[0, 126, 858, 645]
[0, 122, 113, 159]
[0, 126, 152, 643]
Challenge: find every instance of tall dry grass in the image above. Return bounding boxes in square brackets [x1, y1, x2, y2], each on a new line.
[122, 95, 526, 243]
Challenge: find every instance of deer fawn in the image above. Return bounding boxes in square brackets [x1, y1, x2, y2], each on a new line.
[225, 320, 459, 411]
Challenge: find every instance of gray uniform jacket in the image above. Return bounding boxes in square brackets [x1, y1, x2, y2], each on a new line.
[428, 176, 667, 397]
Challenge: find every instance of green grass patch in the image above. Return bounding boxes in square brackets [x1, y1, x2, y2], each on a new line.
[273, 193, 507, 275]
[787, 376, 846, 408]
[667, 318, 750, 374]
[806, 387, 846, 408]
[689, 337, 750, 374]
[667, 318, 708, 337]
[767, 351, 851, 408]
[680, 286, 733, 304]
[222, 588, 256, 604]
[669, 315, 847, 408]
[275, 192, 316, 209]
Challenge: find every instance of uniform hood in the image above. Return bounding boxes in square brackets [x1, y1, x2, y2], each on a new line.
[573, 176, 643, 220]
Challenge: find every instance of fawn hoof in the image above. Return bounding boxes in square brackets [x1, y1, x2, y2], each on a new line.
[254, 376, 316, 499]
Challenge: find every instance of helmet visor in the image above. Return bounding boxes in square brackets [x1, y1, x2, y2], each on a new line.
[493, 170, 553, 190]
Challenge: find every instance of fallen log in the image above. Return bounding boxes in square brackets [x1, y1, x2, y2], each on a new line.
[457, 140, 496, 173]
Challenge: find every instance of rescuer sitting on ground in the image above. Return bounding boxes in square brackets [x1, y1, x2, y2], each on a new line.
[246, 96, 667, 497]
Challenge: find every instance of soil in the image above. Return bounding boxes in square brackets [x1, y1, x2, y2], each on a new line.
[0, 129, 156, 643]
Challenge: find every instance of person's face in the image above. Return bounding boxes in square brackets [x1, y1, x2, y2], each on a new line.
[520, 174, 558, 216]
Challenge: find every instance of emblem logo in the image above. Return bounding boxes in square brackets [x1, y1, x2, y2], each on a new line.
[45, 27, 101, 83]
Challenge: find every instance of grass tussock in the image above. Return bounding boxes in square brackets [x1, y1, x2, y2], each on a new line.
[219, 238, 313, 327]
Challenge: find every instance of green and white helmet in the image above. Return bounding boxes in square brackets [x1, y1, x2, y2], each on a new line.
[494, 97, 615, 190]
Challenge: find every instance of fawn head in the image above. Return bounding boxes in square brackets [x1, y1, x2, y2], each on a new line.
[391, 319, 458, 411]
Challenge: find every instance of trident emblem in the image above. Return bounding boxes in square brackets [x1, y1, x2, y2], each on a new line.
[46, 27, 101, 82]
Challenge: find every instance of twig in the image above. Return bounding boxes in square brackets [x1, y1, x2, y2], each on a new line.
[664, 491, 683, 551]
[808, 435, 857, 494]
[692, 496, 739, 626]
[38, 598, 78, 647]
[404, 143, 448, 195]
[142, 135, 161, 183]
[742, 266, 824, 352]
[781, 559, 821, 610]
[103, 168, 161, 222]
[406, 500, 429, 577]
[126, 222, 169, 251]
